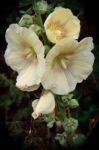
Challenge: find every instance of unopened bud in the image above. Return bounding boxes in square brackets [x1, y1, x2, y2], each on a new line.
[29, 24, 42, 35]
[19, 14, 33, 27]
[69, 99, 79, 109]
[35, 0, 48, 14]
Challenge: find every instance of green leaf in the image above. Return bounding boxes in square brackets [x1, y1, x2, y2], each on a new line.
[0, 73, 29, 107]
[55, 132, 67, 146]
[43, 115, 55, 128]
[69, 133, 87, 149]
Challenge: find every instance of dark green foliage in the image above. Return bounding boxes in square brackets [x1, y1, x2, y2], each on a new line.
[68, 133, 87, 149]
[46, 0, 82, 12]
[0, 73, 29, 107]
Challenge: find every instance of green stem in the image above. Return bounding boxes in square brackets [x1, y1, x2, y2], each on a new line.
[66, 107, 71, 118]
[32, 0, 49, 45]
[32, 0, 36, 10]
[55, 96, 67, 121]
[37, 14, 48, 45]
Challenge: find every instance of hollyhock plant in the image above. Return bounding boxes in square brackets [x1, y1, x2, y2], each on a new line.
[4, 2, 95, 148]
[4, 24, 45, 91]
[44, 7, 80, 43]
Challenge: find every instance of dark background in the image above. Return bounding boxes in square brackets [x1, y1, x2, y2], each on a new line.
[0, 0, 99, 149]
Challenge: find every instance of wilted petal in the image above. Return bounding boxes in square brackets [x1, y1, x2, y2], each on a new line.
[4, 24, 45, 91]
[42, 37, 94, 95]
[44, 7, 80, 43]
[32, 91, 55, 119]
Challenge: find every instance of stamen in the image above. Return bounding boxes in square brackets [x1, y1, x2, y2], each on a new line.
[26, 52, 33, 59]
[60, 59, 67, 69]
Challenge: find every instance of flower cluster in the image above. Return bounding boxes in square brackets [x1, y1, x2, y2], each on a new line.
[4, 7, 94, 119]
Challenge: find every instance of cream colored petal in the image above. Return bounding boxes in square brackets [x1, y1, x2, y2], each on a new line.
[5, 24, 45, 92]
[42, 37, 94, 95]
[53, 7, 73, 21]
[32, 91, 55, 119]
[68, 38, 94, 83]
[64, 69, 77, 92]
[5, 24, 45, 73]
[16, 61, 41, 91]
[44, 38, 78, 66]
[44, 7, 73, 27]
[17, 84, 40, 92]
[76, 37, 94, 52]
[4, 46, 31, 72]
[42, 66, 70, 95]
[64, 16, 80, 39]
[69, 58, 93, 83]
[44, 7, 80, 43]
[45, 30, 60, 44]
[42, 38, 78, 95]
[32, 99, 39, 110]
[42, 63, 79, 95]
[5, 24, 22, 46]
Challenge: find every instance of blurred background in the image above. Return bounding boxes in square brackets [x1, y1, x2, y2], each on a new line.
[0, 0, 99, 150]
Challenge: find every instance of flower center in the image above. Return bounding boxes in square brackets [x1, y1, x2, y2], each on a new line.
[47, 22, 64, 40]
[24, 46, 37, 61]
[53, 56, 69, 70]
[60, 56, 69, 69]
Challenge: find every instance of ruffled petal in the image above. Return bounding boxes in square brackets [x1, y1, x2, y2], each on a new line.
[4, 24, 45, 91]
[42, 37, 94, 95]
[64, 16, 80, 39]
[68, 37, 95, 82]
[44, 7, 80, 43]
[16, 62, 41, 91]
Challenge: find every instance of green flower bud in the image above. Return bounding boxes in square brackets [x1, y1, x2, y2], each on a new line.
[69, 99, 79, 108]
[19, 14, 33, 27]
[43, 115, 55, 128]
[29, 24, 42, 35]
[35, 0, 48, 14]
[56, 121, 62, 127]
[63, 118, 78, 134]
[61, 94, 73, 103]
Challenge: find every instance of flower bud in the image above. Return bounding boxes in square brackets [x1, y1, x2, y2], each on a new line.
[19, 14, 33, 27]
[32, 91, 55, 119]
[63, 118, 78, 134]
[69, 99, 79, 108]
[29, 24, 42, 35]
[35, 0, 48, 14]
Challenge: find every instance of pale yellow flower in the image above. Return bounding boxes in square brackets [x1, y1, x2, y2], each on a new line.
[4, 24, 45, 91]
[42, 37, 94, 95]
[44, 7, 80, 43]
[32, 91, 55, 119]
